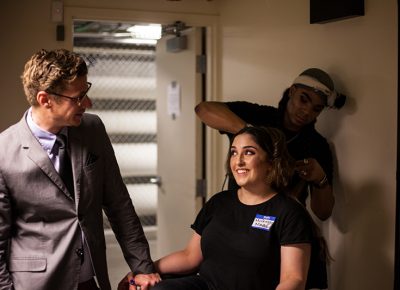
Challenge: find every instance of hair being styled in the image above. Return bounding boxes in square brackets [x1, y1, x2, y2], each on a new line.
[21, 49, 88, 106]
[226, 125, 333, 266]
[226, 126, 295, 192]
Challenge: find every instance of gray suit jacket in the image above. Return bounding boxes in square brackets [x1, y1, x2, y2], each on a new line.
[0, 112, 154, 290]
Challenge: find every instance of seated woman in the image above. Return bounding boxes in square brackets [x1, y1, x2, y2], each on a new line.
[121, 126, 325, 290]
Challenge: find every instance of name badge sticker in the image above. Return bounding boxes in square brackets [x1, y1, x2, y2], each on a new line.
[251, 214, 276, 231]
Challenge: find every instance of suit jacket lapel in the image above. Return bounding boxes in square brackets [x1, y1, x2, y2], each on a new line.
[17, 113, 74, 201]
[68, 127, 83, 206]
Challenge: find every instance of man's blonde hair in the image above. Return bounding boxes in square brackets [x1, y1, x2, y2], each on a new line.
[21, 49, 88, 106]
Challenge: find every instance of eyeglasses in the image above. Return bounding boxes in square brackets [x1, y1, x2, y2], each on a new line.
[46, 82, 92, 106]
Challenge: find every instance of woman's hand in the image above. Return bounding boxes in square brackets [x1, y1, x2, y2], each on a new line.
[117, 272, 161, 290]
[117, 272, 134, 290]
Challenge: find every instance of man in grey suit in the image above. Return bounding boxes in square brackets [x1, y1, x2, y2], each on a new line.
[0, 49, 161, 290]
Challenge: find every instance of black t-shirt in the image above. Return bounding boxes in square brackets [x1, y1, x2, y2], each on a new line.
[225, 101, 333, 205]
[191, 190, 313, 290]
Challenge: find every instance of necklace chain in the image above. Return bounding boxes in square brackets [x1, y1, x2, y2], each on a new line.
[286, 132, 300, 144]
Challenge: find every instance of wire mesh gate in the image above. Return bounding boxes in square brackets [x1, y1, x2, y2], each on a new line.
[74, 42, 158, 230]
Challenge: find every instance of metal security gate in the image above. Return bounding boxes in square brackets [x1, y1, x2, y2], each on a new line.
[73, 21, 158, 231]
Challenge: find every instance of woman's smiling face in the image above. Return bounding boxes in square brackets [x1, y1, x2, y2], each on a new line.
[230, 133, 272, 188]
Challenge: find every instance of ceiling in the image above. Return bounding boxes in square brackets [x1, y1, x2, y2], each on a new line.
[73, 20, 190, 46]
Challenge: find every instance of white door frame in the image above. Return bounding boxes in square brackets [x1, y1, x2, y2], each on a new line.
[64, 6, 222, 203]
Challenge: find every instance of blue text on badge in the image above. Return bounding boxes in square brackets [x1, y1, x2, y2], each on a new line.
[251, 214, 276, 231]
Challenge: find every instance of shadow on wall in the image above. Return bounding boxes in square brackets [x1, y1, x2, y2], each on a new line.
[330, 174, 393, 290]
[318, 87, 392, 289]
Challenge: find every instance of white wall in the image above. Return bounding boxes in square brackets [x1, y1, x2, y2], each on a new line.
[216, 0, 397, 289]
[0, 0, 397, 289]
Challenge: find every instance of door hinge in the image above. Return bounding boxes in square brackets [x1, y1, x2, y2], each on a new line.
[196, 54, 207, 74]
[196, 178, 207, 198]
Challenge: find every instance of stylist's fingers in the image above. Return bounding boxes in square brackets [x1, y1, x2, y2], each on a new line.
[295, 158, 325, 182]
[295, 158, 314, 179]
[295, 158, 310, 177]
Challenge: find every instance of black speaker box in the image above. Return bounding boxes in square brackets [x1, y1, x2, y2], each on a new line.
[56, 24, 65, 41]
[310, 0, 364, 24]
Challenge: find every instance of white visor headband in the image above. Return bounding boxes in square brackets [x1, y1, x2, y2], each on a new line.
[293, 75, 337, 107]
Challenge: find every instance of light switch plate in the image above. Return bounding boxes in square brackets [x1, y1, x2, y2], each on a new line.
[51, 1, 63, 22]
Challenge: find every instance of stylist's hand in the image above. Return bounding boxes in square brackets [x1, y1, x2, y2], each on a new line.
[295, 158, 325, 184]
[118, 272, 161, 290]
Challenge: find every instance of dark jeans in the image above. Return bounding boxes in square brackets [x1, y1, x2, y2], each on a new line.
[151, 275, 209, 290]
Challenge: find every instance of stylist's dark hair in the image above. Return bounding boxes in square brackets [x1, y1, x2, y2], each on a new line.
[226, 126, 295, 192]
[278, 88, 291, 114]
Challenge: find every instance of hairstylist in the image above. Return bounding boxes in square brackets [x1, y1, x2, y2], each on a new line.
[195, 68, 346, 221]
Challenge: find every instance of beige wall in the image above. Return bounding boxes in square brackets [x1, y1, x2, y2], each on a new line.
[216, 0, 397, 290]
[0, 0, 397, 289]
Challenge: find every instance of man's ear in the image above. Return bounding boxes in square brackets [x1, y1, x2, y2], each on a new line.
[37, 91, 51, 108]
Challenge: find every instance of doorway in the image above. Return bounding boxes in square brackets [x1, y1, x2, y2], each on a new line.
[73, 20, 159, 234]
[71, 17, 209, 288]
[73, 20, 160, 287]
